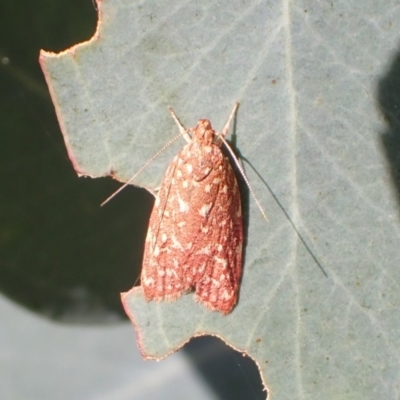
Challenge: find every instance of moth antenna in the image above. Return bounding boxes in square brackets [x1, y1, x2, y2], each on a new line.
[221, 102, 239, 138]
[101, 133, 182, 206]
[168, 107, 192, 143]
[216, 102, 268, 222]
[219, 136, 269, 223]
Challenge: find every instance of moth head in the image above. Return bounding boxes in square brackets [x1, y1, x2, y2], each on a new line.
[194, 119, 215, 145]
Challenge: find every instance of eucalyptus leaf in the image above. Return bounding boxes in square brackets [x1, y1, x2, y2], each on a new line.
[40, 0, 400, 398]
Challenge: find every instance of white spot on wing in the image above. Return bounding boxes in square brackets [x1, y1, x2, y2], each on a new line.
[222, 290, 232, 300]
[144, 277, 154, 286]
[166, 268, 178, 278]
[214, 256, 228, 268]
[201, 225, 209, 233]
[171, 236, 184, 250]
[197, 245, 211, 255]
[212, 278, 220, 287]
[199, 203, 212, 217]
[178, 195, 189, 213]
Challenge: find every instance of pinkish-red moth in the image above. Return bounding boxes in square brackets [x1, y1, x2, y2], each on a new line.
[141, 103, 243, 314]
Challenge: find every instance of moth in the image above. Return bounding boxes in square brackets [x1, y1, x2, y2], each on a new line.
[141, 104, 243, 314]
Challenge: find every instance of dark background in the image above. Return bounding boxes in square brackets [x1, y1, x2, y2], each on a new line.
[0, 0, 264, 399]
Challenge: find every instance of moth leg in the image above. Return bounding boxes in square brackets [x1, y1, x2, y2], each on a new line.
[168, 107, 192, 143]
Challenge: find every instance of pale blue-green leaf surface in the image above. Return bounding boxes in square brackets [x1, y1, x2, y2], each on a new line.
[40, 0, 400, 398]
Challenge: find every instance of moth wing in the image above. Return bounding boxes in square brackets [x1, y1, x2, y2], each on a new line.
[141, 152, 191, 301]
[188, 159, 243, 314]
[141, 142, 243, 315]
